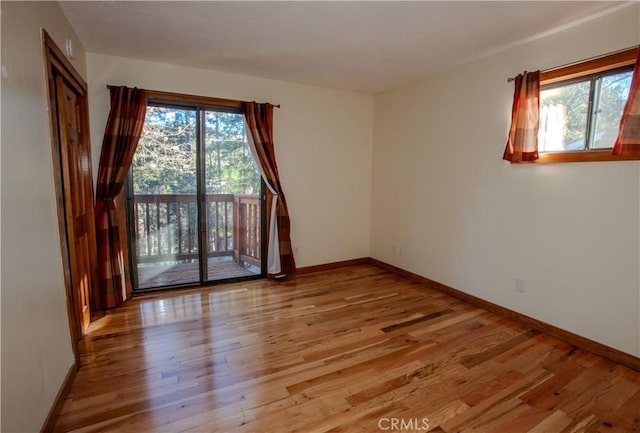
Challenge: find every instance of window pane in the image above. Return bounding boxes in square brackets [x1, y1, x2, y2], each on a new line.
[203, 111, 263, 282]
[591, 70, 633, 149]
[133, 106, 197, 194]
[203, 111, 260, 195]
[132, 107, 199, 288]
[538, 80, 590, 152]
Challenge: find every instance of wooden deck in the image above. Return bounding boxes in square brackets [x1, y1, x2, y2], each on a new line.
[54, 265, 640, 432]
[137, 256, 259, 289]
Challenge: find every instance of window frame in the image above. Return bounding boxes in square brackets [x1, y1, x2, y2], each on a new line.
[534, 46, 639, 163]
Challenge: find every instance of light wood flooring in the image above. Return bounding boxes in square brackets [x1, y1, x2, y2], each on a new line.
[55, 265, 640, 432]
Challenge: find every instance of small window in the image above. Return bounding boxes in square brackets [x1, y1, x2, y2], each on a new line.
[535, 46, 638, 163]
[538, 67, 633, 152]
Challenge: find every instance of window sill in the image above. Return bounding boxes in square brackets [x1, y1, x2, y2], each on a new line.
[533, 150, 640, 163]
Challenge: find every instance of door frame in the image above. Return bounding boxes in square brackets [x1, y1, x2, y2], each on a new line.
[42, 30, 97, 362]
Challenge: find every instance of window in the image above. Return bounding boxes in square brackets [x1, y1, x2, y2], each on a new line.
[536, 47, 638, 163]
[539, 67, 633, 152]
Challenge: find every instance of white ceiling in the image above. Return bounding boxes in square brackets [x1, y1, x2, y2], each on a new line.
[59, 1, 626, 94]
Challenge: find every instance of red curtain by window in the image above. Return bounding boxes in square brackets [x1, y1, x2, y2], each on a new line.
[242, 102, 296, 278]
[95, 86, 147, 308]
[503, 71, 541, 163]
[613, 53, 640, 156]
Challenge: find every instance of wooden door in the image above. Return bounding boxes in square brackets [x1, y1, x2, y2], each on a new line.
[55, 75, 94, 334]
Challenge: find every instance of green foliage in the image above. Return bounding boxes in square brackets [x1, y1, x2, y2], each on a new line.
[598, 72, 633, 128]
[132, 106, 261, 195]
[203, 111, 261, 195]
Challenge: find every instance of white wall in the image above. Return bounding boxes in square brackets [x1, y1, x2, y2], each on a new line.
[1, 2, 88, 431]
[371, 4, 640, 357]
[86, 54, 374, 268]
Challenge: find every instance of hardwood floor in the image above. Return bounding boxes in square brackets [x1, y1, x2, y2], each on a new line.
[54, 265, 640, 432]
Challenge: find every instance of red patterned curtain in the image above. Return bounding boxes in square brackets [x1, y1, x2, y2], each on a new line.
[242, 102, 296, 278]
[503, 71, 541, 163]
[95, 86, 147, 308]
[613, 54, 640, 156]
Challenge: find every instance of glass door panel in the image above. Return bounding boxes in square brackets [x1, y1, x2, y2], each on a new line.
[202, 110, 263, 281]
[131, 106, 199, 288]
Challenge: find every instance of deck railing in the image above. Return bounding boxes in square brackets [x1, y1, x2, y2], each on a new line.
[133, 193, 261, 267]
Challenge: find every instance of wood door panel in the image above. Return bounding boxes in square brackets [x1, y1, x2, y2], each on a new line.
[55, 76, 93, 334]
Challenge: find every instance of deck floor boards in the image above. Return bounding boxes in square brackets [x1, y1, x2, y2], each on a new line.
[137, 256, 258, 289]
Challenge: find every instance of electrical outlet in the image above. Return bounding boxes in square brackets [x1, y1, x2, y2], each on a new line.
[392, 245, 397, 255]
[515, 278, 525, 293]
[398, 246, 404, 256]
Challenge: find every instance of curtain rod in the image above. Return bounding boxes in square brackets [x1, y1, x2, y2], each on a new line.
[105, 85, 280, 108]
[506, 45, 639, 83]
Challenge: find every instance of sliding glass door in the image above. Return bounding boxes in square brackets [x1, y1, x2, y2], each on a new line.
[128, 103, 265, 290]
